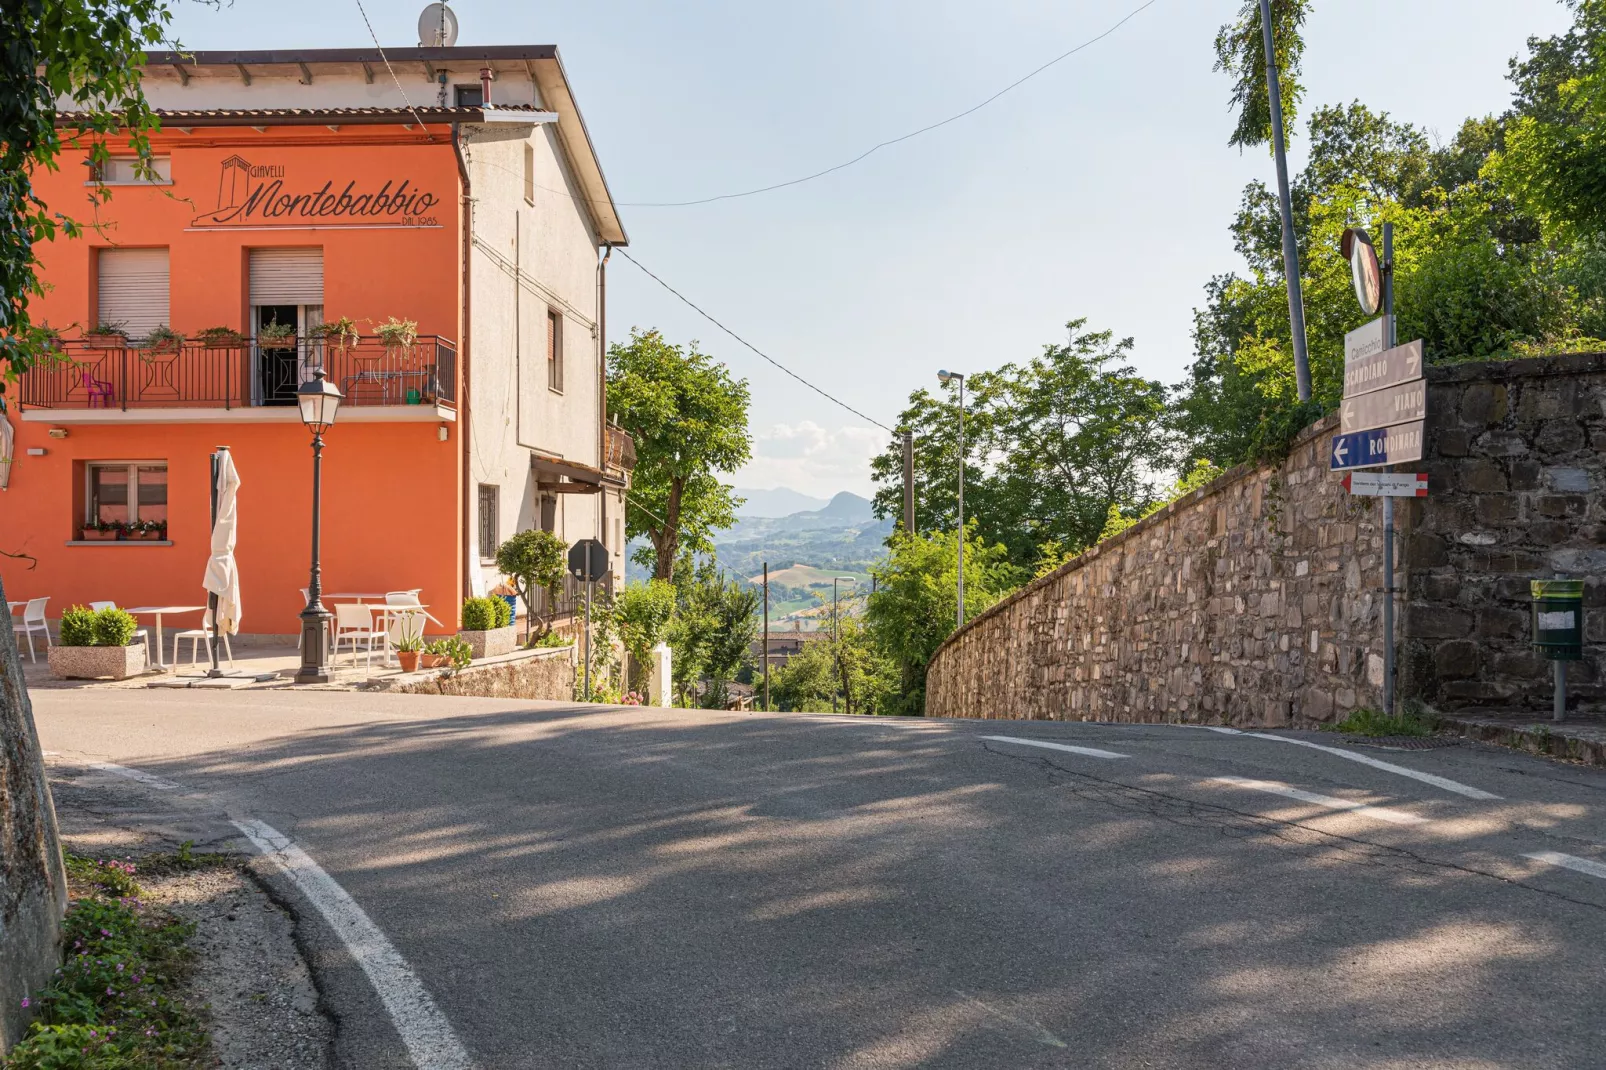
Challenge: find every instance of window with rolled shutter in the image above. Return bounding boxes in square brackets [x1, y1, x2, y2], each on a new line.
[248, 248, 324, 305]
[97, 248, 170, 340]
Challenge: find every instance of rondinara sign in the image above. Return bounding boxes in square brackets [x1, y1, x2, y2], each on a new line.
[1331, 317, 1427, 472]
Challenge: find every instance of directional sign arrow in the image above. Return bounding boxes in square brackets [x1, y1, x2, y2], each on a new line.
[1344, 339, 1424, 398]
[1342, 472, 1429, 497]
[1341, 378, 1427, 433]
[1329, 420, 1425, 472]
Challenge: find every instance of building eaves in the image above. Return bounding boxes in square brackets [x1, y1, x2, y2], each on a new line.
[53, 105, 541, 127]
[143, 46, 559, 67]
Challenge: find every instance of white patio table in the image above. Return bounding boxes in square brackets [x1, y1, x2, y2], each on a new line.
[125, 605, 205, 671]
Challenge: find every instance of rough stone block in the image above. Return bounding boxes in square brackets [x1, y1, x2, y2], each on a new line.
[1490, 652, 1545, 678]
[1433, 640, 1480, 679]
[1477, 607, 1528, 640]
[458, 626, 518, 661]
[1301, 689, 1335, 721]
[1406, 533, 1448, 568]
[1409, 606, 1474, 639]
[1536, 422, 1587, 455]
[1536, 495, 1587, 517]
[1545, 467, 1592, 492]
[1436, 429, 1471, 457]
[1473, 430, 1530, 457]
[1459, 459, 1508, 493]
[1461, 383, 1509, 425]
[1474, 495, 1519, 524]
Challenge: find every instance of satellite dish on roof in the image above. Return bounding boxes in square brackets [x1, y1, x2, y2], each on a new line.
[418, 3, 459, 47]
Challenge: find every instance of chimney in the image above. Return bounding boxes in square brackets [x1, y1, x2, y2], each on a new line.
[480, 66, 493, 106]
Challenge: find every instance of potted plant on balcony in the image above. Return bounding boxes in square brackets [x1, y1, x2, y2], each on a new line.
[85, 322, 128, 348]
[375, 316, 418, 354]
[141, 325, 184, 354]
[258, 321, 298, 346]
[311, 317, 360, 353]
[81, 517, 121, 541]
[196, 326, 247, 347]
[48, 605, 148, 680]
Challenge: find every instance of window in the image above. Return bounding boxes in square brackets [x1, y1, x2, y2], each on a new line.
[97, 248, 169, 341]
[91, 157, 172, 185]
[523, 144, 535, 205]
[547, 309, 563, 392]
[87, 463, 167, 526]
[454, 84, 483, 107]
[478, 484, 499, 560]
[539, 494, 557, 533]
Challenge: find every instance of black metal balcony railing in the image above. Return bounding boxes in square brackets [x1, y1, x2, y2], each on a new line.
[530, 572, 613, 622]
[18, 336, 458, 412]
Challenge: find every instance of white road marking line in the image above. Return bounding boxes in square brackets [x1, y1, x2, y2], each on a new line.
[1524, 851, 1606, 881]
[1212, 776, 1426, 825]
[980, 736, 1129, 760]
[86, 761, 182, 791]
[1206, 727, 1243, 735]
[235, 819, 476, 1070]
[1255, 735, 1501, 800]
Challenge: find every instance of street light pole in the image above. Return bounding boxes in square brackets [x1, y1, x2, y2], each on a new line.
[1258, 0, 1312, 402]
[939, 370, 966, 629]
[295, 371, 343, 685]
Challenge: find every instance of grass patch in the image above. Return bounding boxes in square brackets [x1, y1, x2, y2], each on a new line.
[5, 852, 211, 1069]
[1323, 707, 1433, 738]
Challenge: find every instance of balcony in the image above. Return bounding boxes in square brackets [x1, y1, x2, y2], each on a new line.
[17, 336, 457, 421]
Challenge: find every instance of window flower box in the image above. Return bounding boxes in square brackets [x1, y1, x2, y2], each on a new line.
[49, 643, 146, 681]
[80, 527, 120, 541]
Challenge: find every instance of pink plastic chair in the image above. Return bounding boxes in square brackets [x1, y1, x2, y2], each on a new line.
[79, 365, 114, 408]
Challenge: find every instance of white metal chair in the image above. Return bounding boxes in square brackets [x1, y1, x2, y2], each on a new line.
[88, 601, 152, 663]
[173, 622, 235, 668]
[332, 602, 382, 670]
[13, 598, 51, 662]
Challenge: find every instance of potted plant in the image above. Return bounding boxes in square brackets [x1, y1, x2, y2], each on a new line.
[141, 325, 184, 353]
[375, 316, 418, 353]
[393, 631, 424, 673]
[196, 325, 247, 347]
[81, 517, 121, 541]
[49, 605, 148, 680]
[458, 596, 517, 659]
[85, 322, 128, 347]
[258, 321, 298, 345]
[311, 317, 360, 353]
[127, 519, 166, 541]
[421, 637, 472, 671]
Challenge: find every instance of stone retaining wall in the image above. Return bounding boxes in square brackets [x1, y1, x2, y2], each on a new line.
[925, 353, 1606, 725]
[380, 645, 576, 701]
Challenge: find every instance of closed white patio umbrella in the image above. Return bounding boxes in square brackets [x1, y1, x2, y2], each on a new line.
[202, 447, 242, 671]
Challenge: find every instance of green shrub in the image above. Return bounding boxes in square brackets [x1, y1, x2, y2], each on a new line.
[492, 596, 513, 629]
[90, 607, 138, 647]
[533, 631, 570, 648]
[1323, 707, 1432, 738]
[461, 596, 496, 631]
[58, 605, 96, 647]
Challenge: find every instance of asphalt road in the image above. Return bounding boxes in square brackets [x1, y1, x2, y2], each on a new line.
[31, 691, 1606, 1069]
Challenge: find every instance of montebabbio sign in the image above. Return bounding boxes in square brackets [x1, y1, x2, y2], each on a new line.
[190, 155, 443, 230]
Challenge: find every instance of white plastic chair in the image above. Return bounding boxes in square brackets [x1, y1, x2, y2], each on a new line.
[13, 598, 51, 662]
[333, 602, 382, 670]
[87, 601, 152, 663]
[173, 623, 235, 668]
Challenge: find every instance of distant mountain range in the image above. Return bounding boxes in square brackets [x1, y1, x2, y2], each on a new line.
[734, 487, 831, 518]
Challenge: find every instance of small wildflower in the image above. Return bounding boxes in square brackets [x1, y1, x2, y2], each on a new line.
[19, 997, 29, 1008]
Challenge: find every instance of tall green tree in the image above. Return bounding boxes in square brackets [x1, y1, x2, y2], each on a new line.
[1213, 0, 1313, 151]
[607, 329, 751, 582]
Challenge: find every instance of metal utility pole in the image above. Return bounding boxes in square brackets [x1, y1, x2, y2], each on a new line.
[902, 430, 915, 535]
[832, 578, 839, 714]
[1381, 221, 1397, 716]
[938, 370, 966, 628]
[762, 562, 770, 712]
[1259, 0, 1312, 402]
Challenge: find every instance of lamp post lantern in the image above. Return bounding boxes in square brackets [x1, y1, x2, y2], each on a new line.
[937, 369, 965, 629]
[295, 370, 343, 684]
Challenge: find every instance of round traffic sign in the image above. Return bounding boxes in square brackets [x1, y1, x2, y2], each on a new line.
[1341, 227, 1382, 316]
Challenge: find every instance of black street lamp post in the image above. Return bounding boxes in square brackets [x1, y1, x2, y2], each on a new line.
[295, 370, 343, 684]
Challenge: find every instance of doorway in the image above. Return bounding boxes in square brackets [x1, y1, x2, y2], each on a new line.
[254, 303, 323, 405]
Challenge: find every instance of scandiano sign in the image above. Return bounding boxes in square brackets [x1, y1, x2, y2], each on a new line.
[190, 155, 443, 230]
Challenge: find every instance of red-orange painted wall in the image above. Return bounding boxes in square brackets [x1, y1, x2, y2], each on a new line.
[1, 126, 466, 635]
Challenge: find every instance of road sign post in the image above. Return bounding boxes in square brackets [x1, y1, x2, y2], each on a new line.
[568, 539, 611, 701]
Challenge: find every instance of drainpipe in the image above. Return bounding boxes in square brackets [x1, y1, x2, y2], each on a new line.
[453, 124, 474, 601]
[479, 67, 493, 106]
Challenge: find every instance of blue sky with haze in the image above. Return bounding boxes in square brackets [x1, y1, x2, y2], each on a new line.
[166, 0, 1572, 497]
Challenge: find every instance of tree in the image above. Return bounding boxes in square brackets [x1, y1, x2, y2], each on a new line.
[2, 0, 179, 1040]
[606, 329, 752, 583]
[494, 529, 566, 641]
[1213, 0, 1313, 152]
[865, 524, 1020, 714]
[612, 580, 677, 701]
[1, 0, 174, 400]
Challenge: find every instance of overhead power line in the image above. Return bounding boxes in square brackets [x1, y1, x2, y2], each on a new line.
[616, 249, 894, 433]
[352, 0, 432, 137]
[619, 0, 1162, 208]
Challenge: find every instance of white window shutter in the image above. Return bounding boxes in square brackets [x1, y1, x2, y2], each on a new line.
[97, 248, 170, 340]
[249, 247, 324, 304]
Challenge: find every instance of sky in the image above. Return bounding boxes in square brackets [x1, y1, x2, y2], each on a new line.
[167, 0, 1574, 498]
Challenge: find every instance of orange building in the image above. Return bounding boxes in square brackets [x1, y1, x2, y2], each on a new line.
[0, 46, 631, 638]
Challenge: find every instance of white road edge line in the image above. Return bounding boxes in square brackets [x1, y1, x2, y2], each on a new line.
[1212, 776, 1426, 825]
[1255, 735, 1501, 800]
[234, 819, 477, 1070]
[1524, 851, 1606, 881]
[88, 761, 182, 791]
[980, 736, 1129, 760]
[1205, 727, 1243, 735]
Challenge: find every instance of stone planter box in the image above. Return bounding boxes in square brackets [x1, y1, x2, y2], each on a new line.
[459, 626, 517, 660]
[48, 643, 147, 681]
